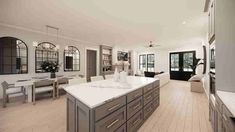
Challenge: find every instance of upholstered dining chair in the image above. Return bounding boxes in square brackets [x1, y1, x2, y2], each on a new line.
[1, 81, 26, 108]
[90, 76, 104, 82]
[32, 79, 55, 104]
[56, 77, 69, 98]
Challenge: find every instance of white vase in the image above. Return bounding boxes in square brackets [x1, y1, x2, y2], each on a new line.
[119, 71, 127, 83]
[113, 67, 120, 82]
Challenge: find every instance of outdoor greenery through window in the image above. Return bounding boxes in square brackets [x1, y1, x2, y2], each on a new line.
[183, 52, 193, 72]
[35, 42, 59, 73]
[170, 54, 179, 71]
[139, 54, 155, 72]
[139, 55, 146, 71]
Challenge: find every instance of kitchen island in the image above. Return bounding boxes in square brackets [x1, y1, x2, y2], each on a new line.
[64, 76, 160, 132]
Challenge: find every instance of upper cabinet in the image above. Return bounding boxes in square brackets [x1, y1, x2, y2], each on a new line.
[208, 0, 215, 44]
[0, 37, 28, 75]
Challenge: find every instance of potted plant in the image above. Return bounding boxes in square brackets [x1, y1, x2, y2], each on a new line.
[189, 56, 204, 76]
[41, 61, 60, 78]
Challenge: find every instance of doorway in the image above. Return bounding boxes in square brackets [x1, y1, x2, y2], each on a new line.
[170, 51, 196, 81]
[86, 49, 97, 82]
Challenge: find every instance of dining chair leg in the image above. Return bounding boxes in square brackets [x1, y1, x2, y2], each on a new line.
[2, 89, 6, 108]
[23, 87, 27, 103]
[32, 86, 36, 105]
[57, 85, 59, 98]
[6, 95, 9, 103]
[52, 83, 56, 99]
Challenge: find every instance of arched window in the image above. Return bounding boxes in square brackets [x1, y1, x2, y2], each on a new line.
[64, 46, 80, 71]
[0, 37, 28, 74]
[35, 42, 59, 73]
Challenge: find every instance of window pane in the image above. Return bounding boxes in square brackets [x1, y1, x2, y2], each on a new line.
[183, 53, 193, 72]
[171, 54, 179, 71]
[139, 55, 146, 71]
[147, 54, 154, 72]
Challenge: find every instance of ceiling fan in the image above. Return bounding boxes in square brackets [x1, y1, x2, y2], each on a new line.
[144, 41, 160, 48]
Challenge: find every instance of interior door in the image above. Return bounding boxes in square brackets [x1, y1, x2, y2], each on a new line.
[170, 51, 195, 81]
[86, 50, 97, 82]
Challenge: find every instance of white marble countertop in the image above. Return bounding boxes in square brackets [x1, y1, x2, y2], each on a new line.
[217, 90, 235, 117]
[64, 76, 158, 108]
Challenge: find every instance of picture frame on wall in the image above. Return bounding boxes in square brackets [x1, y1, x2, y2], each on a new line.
[117, 51, 128, 61]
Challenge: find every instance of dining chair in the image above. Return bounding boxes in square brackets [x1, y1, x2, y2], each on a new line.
[1, 81, 26, 108]
[90, 76, 104, 82]
[68, 78, 87, 85]
[105, 74, 114, 80]
[56, 77, 69, 98]
[32, 79, 55, 104]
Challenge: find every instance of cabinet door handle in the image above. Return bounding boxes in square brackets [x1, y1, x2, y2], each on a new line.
[146, 95, 152, 100]
[223, 114, 227, 121]
[106, 119, 119, 129]
[134, 93, 140, 98]
[133, 103, 141, 110]
[108, 104, 120, 111]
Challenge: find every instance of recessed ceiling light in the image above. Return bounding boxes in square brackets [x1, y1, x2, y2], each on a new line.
[182, 21, 186, 25]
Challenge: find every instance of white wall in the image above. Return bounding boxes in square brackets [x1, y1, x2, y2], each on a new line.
[136, 43, 210, 97]
[215, 0, 235, 92]
[0, 24, 100, 98]
[136, 50, 169, 73]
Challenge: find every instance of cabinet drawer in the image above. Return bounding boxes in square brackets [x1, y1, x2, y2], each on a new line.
[222, 105, 235, 131]
[144, 91, 153, 106]
[223, 118, 235, 132]
[127, 88, 143, 103]
[115, 123, 126, 132]
[153, 88, 159, 98]
[95, 106, 126, 132]
[144, 101, 154, 120]
[215, 94, 223, 114]
[127, 96, 143, 119]
[127, 110, 143, 132]
[153, 98, 159, 109]
[153, 80, 160, 88]
[143, 84, 153, 94]
[95, 96, 126, 121]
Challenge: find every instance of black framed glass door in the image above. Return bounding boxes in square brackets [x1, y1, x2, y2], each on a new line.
[170, 51, 195, 81]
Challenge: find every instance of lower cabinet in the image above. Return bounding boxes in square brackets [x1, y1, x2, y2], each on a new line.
[214, 95, 235, 132]
[95, 106, 126, 132]
[127, 110, 143, 132]
[216, 110, 223, 132]
[115, 123, 126, 132]
[67, 80, 160, 132]
[209, 100, 216, 132]
[67, 95, 76, 132]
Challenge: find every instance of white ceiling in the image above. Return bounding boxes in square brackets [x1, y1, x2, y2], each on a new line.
[0, 0, 207, 50]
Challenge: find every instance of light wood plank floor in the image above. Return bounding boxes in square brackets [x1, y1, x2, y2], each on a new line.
[0, 80, 212, 132]
[138, 80, 213, 132]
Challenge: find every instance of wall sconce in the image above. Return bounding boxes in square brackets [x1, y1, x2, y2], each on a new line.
[33, 41, 38, 47]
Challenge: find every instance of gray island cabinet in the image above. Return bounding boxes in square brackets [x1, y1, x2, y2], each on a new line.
[65, 76, 160, 132]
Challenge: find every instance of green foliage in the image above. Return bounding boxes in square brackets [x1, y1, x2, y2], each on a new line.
[189, 56, 204, 75]
[41, 61, 59, 73]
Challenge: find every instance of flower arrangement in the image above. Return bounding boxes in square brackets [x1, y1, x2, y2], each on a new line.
[41, 61, 59, 73]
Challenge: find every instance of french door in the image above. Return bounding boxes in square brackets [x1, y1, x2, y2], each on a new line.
[170, 51, 195, 81]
